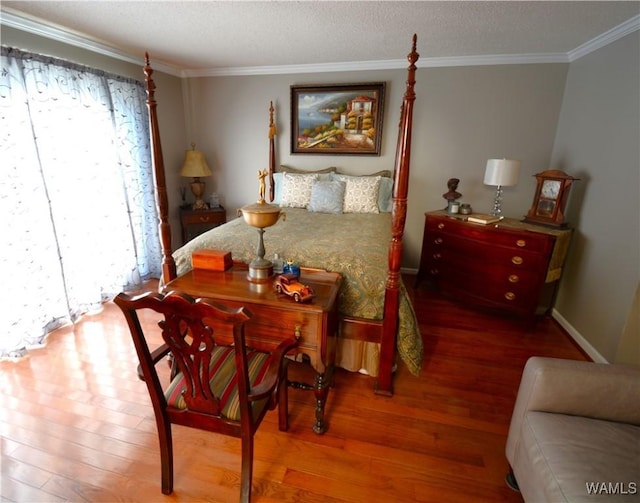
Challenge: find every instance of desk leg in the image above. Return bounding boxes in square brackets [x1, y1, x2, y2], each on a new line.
[289, 364, 333, 435]
[312, 369, 330, 434]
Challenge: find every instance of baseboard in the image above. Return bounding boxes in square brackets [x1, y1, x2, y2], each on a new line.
[551, 308, 608, 363]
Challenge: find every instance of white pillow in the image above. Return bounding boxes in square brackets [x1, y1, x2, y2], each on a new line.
[337, 175, 381, 214]
[280, 173, 318, 208]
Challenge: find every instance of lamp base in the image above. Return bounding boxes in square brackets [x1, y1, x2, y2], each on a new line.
[189, 178, 208, 210]
[489, 185, 504, 216]
[192, 198, 208, 210]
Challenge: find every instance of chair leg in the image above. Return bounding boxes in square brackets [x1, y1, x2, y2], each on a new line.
[157, 418, 174, 495]
[240, 434, 254, 503]
[278, 364, 290, 431]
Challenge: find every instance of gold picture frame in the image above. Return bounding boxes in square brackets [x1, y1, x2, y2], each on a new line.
[290, 82, 385, 155]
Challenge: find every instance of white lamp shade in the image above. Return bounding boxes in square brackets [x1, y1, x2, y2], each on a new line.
[179, 146, 212, 178]
[484, 159, 521, 187]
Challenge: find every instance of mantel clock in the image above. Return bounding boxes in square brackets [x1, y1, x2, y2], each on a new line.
[524, 170, 577, 227]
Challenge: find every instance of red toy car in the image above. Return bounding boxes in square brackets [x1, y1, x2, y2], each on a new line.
[274, 273, 315, 303]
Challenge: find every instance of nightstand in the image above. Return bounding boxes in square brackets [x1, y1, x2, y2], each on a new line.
[179, 206, 226, 244]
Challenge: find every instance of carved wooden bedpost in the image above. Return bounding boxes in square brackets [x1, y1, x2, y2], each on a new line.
[144, 53, 177, 283]
[268, 101, 276, 202]
[377, 35, 419, 396]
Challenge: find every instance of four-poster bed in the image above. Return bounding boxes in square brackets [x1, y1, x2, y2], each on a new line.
[144, 35, 421, 396]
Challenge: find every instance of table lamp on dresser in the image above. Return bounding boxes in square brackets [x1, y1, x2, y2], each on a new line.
[180, 142, 212, 210]
[483, 158, 521, 216]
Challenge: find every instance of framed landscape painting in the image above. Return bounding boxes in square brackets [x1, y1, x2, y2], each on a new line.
[290, 82, 385, 155]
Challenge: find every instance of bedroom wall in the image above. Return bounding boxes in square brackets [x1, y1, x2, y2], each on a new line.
[184, 63, 568, 268]
[549, 31, 640, 365]
[2, 26, 188, 249]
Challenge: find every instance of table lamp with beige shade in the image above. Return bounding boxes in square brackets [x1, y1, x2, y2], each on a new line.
[180, 143, 212, 210]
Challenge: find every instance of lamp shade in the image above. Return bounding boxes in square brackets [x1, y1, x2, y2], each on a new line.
[484, 159, 521, 187]
[179, 143, 212, 178]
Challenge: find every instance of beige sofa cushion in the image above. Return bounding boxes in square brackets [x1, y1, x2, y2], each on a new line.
[515, 411, 640, 502]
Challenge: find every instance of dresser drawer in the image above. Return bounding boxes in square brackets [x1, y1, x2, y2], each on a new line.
[182, 210, 226, 224]
[431, 257, 542, 286]
[425, 233, 550, 272]
[242, 302, 320, 352]
[426, 215, 552, 253]
[439, 264, 539, 311]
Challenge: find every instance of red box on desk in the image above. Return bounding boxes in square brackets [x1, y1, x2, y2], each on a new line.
[191, 249, 232, 271]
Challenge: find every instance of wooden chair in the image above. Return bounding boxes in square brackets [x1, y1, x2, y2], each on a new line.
[114, 290, 299, 502]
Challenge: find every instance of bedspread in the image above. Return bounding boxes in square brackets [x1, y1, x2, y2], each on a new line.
[173, 208, 422, 376]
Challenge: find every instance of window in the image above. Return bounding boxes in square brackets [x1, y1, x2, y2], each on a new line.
[0, 47, 161, 359]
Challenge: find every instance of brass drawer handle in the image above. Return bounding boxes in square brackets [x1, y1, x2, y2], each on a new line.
[429, 268, 439, 275]
[508, 274, 520, 283]
[505, 292, 516, 301]
[432, 253, 442, 260]
[434, 237, 443, 245]
[199, 216, 210, 222]
[294, 324, 302, 340]
[516, 239, 526, 247]
[437, 223, 445, 230]
[511, 256, 523, 265]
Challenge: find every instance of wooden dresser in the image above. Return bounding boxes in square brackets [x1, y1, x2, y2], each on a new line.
[416, 210, 572, 320]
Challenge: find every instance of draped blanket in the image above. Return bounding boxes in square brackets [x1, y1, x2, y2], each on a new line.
[173, 208, 422, 376]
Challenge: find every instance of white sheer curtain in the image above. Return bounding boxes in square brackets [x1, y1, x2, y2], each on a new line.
[0, 47, 161, 359]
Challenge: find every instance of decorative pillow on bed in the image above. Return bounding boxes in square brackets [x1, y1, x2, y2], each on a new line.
[274, 167, 336, 205]
[280, 173, 318, 208]
[332, 173, 391, 212]
[336, 175, 381, 214]
[307, 180, 346, 214]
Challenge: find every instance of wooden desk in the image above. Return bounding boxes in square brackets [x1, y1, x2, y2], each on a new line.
[164, 266, 342, 434]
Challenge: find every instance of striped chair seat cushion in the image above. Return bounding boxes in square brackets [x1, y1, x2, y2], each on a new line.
[165, 345, 272, 421]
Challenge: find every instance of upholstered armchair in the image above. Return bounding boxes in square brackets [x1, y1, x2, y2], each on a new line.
[505, 357, 640, 502]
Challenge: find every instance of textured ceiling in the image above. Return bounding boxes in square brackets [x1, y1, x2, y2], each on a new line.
[2, 1, 639, 76]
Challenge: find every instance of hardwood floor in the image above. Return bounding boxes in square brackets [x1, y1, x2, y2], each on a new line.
[1, 275, 587, 502]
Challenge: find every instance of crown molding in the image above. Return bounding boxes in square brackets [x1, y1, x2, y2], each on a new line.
[568, 14, 640, 62]
[1, 8, 185, 77]
[184, 52, 570, 77]
[2, 7, 638, 78]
